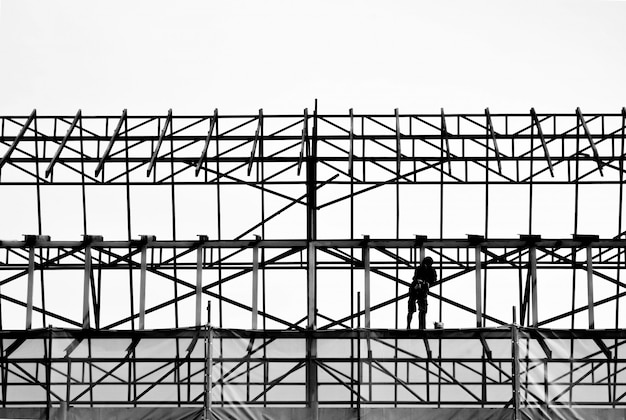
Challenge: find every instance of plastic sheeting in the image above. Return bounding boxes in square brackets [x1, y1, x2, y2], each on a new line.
[0, 327, 625, 419]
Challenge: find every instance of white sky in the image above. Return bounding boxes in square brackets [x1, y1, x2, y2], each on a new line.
[1, 0, 625, 115]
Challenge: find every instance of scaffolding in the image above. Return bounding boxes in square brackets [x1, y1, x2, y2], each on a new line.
[0, 107, 625, 419]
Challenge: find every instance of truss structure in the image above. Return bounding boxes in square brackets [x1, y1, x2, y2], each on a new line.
[0, 108, 625, 418]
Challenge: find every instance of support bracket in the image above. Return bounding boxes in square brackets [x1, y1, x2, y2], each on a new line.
[0, 109, 36, 170]
[95, 109, 127, 177]
[484, 108, 503, 174]
[576, 107, 604, 176]
[530, 108, 554, 177]
[196, 108, 218, 177]
[147, 109, 172, 176]
[46, 109, 81, 177]
[247, 109, 263, 176]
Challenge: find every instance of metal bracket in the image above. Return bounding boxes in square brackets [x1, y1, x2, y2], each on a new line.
[196, 108, 218, 177]
[478, 332, 492, 360]
[95, 109, 127, 177]
[46, 109, 81, 177]
[530, 108, 554, 177]
[247, 109, 263, 176]
[576, 107, 604, 176]
[0, 109, 36, 170]
[147, 109, 172, 176]
[395, 108, 401, 174]
[297, 108, 308, 176]
[484, 108, 503, 174]
[348, 108, 354, 178]
[441, 108, 452, 174]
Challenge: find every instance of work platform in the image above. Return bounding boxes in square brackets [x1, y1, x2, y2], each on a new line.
[0, 327, 624, 419]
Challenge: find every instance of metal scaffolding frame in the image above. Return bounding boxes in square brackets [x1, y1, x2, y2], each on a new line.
[0, 108, 625, 415]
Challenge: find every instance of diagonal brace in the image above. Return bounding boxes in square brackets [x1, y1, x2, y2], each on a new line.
[146, 108, 172, 176]
[0, 109, 36, 170]
[94, 109, 127, 177]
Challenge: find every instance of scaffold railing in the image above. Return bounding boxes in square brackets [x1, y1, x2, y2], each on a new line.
[0, 328, 625, 411]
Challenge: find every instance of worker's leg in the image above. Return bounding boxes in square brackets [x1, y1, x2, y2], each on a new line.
[418, 298, 427, 329]
[407, 299, 416, 329]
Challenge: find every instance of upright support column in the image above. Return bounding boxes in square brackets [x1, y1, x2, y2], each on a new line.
[306, 100, 318, 415]
[138, 235, 155, 330]
[204, 301, 212, 420]
[530, 246, 538, 328]
[252, 235, 261, 329]
[586, 245, 595, 329]
[82, 245, 92, 329]
[475, 245, 482, 328]
[82, 235, 102, 329]
[469, 235, 484, 328]
[362, 235, 370, 329]
[573, 235, 599, 329]
[196, 235, 208, 327]
[24, 235, 49, 330]
[26, 245, 35, 330]
[306, 241, 318, 413]
[511, 307, 521, 420]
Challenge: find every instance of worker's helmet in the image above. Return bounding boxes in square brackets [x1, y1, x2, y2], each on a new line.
[423, 256, 433, 266]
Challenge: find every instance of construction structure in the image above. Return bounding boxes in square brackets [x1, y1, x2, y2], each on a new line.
[0, 106, 625, 419]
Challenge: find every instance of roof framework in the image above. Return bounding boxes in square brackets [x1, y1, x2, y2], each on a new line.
[0, 108, 625, 416]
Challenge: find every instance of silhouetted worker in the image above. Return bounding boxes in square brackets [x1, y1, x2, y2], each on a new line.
[407, 256, 437, 329]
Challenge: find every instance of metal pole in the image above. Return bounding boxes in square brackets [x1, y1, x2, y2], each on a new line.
[139, 243, 147, 330]
[357, 292, 361, 419]
[195, 238, 207, 327]
[252, 236, 260, 329]
[475, 245, 482, 328]
[26, 245, 35, 330]
[512, 306, 521, 420]
[586, 245, 595, 329]
[82, 243, 92, 329]
[530, 246, 538, 328]
[204, 301, 212, 420]
[363, 236, 370, 329]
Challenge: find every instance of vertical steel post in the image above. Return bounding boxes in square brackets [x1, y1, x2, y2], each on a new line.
[196, 236, 208, 327]
[252, 235, 260, 329]
[363, 236, 370, 329]
[530, 246, 538, 328]
[204, 301, 212, 420]
[138, 235, 154, 330]
[512, 307, 521, 420]
[586, 245, 595, 329]
[24, 235, 48, 329]
[306, 100, 318, 415]
[82, 242, 92, 329]
[475, 245, 482, 328]
[139, 244, 147, 330]
[26, 245, 35, 330]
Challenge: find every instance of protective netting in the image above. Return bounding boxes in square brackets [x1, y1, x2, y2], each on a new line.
[0, 327, 625, 419]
